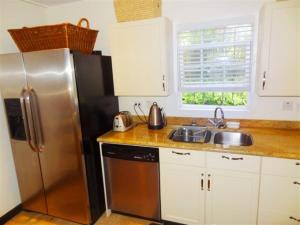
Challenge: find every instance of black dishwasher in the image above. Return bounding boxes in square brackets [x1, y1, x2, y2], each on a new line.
[102, 144, 161, 221]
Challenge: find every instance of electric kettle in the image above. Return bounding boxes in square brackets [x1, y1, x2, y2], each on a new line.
[148, 102, 166, 129]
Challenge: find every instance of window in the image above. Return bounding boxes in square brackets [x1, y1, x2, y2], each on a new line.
[177, 21, 253, 107]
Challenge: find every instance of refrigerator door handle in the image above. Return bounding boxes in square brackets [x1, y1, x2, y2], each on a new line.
[20, 88, 37, 151]
[29, 88, 44, 151]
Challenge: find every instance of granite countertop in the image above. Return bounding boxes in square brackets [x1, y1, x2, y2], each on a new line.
[97, 123, 300, 160]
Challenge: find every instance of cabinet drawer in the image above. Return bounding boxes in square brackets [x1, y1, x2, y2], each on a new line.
[159, 148, 205, 167]
[258, 210, 299, 225]
[207, 152, 261, 173]
[262, 157, 300, 178]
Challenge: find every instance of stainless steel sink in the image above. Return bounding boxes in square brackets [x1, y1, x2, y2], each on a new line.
[169, 126, 212, 143]
[213, 131, 253, 146]
[169, 127, 253, 147]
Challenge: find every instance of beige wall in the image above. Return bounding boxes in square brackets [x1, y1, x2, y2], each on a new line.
[45, 0, 300, 121]
[0, 0, 46, 216]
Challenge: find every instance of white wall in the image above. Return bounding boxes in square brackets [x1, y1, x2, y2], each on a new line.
[0, 0, 47, 53]
[0, 94, 20, 217]
[0, 0, 46, 216]
[46, 0, 300, 121]
[45, 0, 115, 55]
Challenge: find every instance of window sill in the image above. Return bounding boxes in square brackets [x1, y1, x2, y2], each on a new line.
[179, 104, 249, 113]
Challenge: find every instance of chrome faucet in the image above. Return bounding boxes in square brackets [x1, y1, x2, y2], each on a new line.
[208, 107, 226, 128]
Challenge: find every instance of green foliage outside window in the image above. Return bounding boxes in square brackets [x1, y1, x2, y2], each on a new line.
[182, 92, 248, 106]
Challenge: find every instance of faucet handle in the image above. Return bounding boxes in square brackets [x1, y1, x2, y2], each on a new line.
[217, 121, 226, 129]
[191, 118, 198, 126]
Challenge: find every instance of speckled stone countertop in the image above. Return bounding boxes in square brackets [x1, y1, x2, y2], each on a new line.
[97, 123, 300, 160]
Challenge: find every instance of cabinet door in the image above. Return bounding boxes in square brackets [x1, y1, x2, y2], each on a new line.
[160, 163, 205, 225]
[206, 170, 259, 225]
[258, 1, 300, 96]
[258, 175, 300, 225]
[110, 17, 171, 96]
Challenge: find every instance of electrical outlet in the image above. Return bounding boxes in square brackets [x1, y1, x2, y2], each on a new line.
[282, 101, 294, 111]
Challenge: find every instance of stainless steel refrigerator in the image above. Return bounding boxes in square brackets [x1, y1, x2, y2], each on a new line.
[0, 48, 119, 224]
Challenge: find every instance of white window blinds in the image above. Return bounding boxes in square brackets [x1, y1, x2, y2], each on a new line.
[178, 23, 253, 92]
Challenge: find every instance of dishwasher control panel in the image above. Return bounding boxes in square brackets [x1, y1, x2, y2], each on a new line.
[102, 143, 159, 162]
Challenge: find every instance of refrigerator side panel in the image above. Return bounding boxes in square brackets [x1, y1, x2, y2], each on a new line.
[22, 49, 90, 224]
[0, 53, 47, 214]
[72, 51, 119, 223]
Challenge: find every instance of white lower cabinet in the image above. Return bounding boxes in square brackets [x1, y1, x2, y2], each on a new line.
[160, 148, 261, 225]
[258, 157, 300, 225]
[160, 164, 205, 225]
[205, 169, 260, 225]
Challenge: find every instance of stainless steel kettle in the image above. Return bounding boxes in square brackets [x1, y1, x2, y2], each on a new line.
[148, 102, 166, 129]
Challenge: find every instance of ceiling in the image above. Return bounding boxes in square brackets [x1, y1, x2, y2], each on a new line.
[28, 0, 83, 6]
[27, 0, 274, 7]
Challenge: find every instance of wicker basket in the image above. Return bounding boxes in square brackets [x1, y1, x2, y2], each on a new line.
[113, 0, 161, 22]
[8, 18, 98, 54]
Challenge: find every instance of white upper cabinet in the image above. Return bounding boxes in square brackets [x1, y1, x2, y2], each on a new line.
[109, 17, 172, 96]
[257, 0, 300, 96]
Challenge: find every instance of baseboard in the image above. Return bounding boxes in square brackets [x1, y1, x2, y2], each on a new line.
[0, 204, 22, 224]
[162, 220, 186, 225]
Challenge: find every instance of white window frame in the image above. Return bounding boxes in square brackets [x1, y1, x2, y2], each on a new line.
[174, 17, 256, 113]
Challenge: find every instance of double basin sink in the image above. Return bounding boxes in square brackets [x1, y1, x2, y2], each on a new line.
[169, 126, 253, 146]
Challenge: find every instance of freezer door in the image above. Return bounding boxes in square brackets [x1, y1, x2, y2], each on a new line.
[0, 53, 47, 214]
[22, 49, 90, 224]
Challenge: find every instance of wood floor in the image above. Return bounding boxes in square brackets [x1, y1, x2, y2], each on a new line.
[5, 211, 154, 225]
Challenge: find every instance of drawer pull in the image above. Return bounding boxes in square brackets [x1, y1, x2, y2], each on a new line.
[201, 175, 204, 191]
[293, 181, 300, 186]
[289, 216, 300, 222]
[222, 155, 230, 160]
[208, 174, 211, 191]
[296, 162, 300, 166]
[222, 156, 243, 160]
[172, 151, 190, 156]
[231, 157, 244, 161]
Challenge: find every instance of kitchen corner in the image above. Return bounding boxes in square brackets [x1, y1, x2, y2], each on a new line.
[1, 0, 300, 225]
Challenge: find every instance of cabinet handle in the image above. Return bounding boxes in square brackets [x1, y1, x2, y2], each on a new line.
[296, 162, 300, 166]
[262, 71, 266, 90]
[172, 151, 190, 156]
[208, 174, 211, 191]
[162, 82, 166, 92]
[231, 157, 244, 160]
[289, 216, 300, 222]
[222, 155, 230, 160]
[201, 174, 204, 191]
[293, 181, 300, 186]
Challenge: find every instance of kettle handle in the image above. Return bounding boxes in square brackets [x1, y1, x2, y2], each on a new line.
[160, 107, 167, 127]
